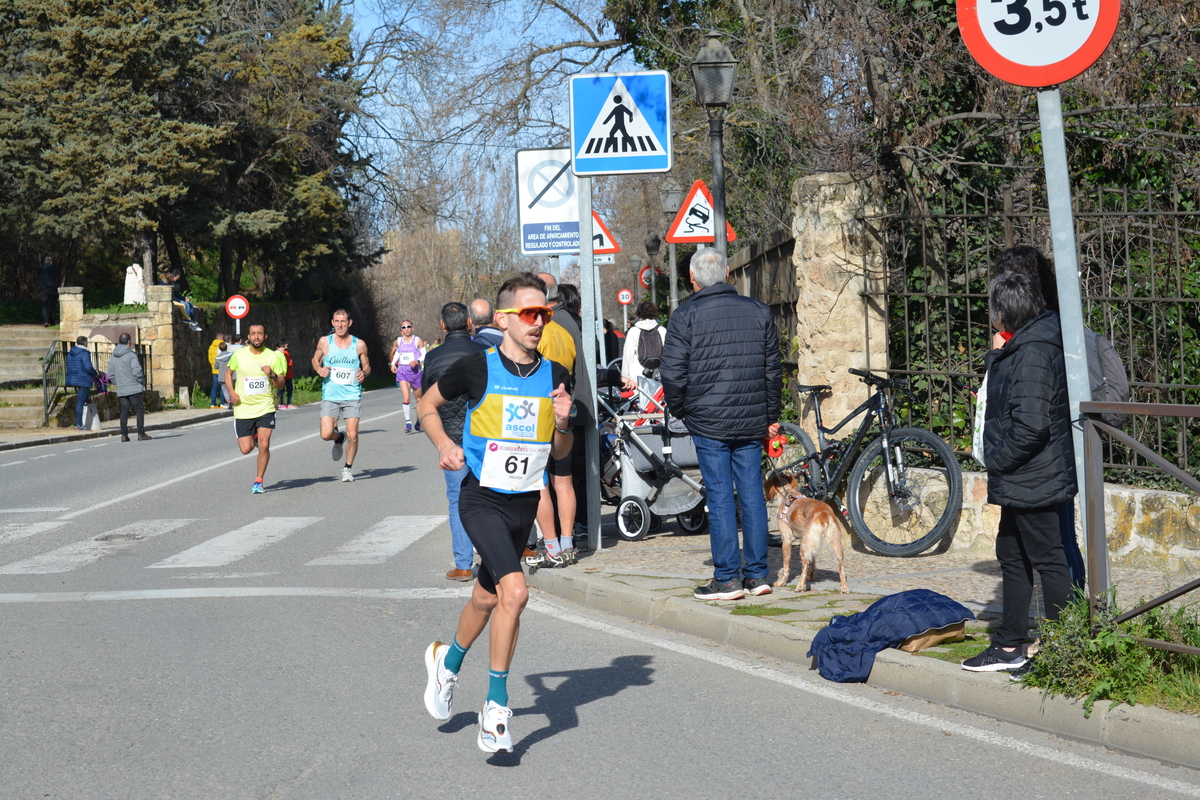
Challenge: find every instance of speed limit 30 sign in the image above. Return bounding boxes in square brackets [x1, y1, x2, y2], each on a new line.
[958, 0, 1119, 87]
[617, 288, 633, 306]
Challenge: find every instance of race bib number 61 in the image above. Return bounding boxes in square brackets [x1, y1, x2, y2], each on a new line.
[479, 441, 551, 493]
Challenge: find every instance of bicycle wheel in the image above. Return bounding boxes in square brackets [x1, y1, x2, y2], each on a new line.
[762, 422, 817, 485]
[762, 422, 818, 535]
[846, 427, 962, 556]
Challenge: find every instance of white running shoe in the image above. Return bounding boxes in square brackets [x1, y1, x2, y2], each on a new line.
[341, 466, 354, 482]
[331, 431, 343, 462]
[423, 641, 457, 720]
[477, 700, 513, 753]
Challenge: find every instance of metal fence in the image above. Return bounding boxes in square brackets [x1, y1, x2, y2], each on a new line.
[874, 183, 1200, 485]
[45, 341, 154, 422]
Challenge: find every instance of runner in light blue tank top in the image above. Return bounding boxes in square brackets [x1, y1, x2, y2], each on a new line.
[312, 309, 371, 482]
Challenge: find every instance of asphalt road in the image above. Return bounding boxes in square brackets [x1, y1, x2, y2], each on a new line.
[3, 390, 1199, 799]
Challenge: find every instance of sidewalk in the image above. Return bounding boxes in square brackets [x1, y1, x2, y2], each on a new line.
[0, 406, 234, 451]
[527, 519, 1200, 770]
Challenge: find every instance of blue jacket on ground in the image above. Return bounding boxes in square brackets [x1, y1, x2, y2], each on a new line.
[65, 344, 98, 388]
[807, 589, 976, 683]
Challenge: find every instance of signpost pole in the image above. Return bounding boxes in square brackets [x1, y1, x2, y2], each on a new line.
[668, 242, 678, 311]
[623, 303, 628, 330]
[578, 177, 603, 552]
[1038, 87, 1100, 593]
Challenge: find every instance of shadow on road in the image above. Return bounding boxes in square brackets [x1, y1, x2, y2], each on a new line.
[485, 654, 656, 766]
[267, 466, 414, 491]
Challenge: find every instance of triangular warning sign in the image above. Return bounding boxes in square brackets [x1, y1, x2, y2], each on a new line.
[580, 211, 621, 255]
[665, 180, 737, 244]
[578, 79, 666, 158]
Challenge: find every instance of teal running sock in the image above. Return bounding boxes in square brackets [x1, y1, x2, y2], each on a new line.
[487, 669, 509, 707]
[444, 637, 468, 675]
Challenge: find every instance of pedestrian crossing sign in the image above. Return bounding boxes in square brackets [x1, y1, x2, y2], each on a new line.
[569, 71, 672, 176]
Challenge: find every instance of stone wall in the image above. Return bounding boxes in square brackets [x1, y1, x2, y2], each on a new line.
[59, 287, 329, 397]
[790, 173, 888, 440]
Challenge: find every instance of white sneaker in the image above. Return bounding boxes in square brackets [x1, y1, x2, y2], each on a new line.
[423, 641, 457, 720]
[341, 466, 354, 482]
[331, 431, 343, 462]
[477, 700, 513, 753]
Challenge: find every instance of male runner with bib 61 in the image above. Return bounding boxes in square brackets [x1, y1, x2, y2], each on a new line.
[417, 272, 573, 754]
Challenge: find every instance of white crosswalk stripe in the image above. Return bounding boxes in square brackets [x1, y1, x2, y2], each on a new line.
[306, 515, 447, 566]
[0, 519, 195, 575]
[0, 515, 450, 575]
[0, 521, 71, 546]
[146, 517, 322, 569]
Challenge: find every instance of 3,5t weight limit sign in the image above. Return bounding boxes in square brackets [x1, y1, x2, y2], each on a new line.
[958, 0, 1119, 87]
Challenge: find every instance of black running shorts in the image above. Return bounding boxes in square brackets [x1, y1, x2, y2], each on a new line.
[458, 471, 539, 594]
[234, 413, 276, 439]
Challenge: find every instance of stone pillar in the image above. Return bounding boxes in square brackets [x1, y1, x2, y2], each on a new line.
[145, 285, 176, 395]
[791, 173, 887, 442]
[58, 287, 83, 339]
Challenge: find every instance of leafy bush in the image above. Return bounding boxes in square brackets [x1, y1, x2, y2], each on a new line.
[1022, 589, 1200, 717]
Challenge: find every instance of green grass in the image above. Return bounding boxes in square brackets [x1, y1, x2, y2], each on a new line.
[913, 630, 996, 665]
[730, 604, 795, 617]
[84, 302, 147, 314]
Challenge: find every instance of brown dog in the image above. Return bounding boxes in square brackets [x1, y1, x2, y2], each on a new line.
[764, 474, 849, 593]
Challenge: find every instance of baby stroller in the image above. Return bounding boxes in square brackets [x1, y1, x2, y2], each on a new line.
[597, 380, 708, 541]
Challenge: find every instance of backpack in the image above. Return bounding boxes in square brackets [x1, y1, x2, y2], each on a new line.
[636, 324, 663, 372]
[1084, 328, 1130, 428]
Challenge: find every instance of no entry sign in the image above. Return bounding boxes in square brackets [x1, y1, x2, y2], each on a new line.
[957, 0, 1120, 87]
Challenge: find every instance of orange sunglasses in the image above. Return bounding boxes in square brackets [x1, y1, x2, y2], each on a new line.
[497, 305, 554, 324]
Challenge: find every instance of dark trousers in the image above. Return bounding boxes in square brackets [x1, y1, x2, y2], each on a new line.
[277, 377, 293, 407]
[41, 291, 56, 325]
[74, 387, 90, 428]
[119, 393, 145, 436]
[1058, 500, 1086, 594]
[994, 505, 1072, 648]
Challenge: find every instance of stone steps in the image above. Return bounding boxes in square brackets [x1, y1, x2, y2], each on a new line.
[0, 405, 46, 428]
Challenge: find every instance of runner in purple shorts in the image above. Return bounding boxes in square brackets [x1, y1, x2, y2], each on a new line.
[389, 320, 424, 433]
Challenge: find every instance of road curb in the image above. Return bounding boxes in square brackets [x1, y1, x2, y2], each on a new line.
[528, 566, 1200, 770]
[0, 409, 232, 452]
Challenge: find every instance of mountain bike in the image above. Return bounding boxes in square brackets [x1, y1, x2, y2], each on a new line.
[764, 368, 963, 556]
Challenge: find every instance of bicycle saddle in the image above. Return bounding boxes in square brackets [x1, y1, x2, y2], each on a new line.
[795, 384, 831, 394]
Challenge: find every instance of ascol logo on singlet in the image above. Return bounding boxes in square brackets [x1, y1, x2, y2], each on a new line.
[501, 396, 539, 440]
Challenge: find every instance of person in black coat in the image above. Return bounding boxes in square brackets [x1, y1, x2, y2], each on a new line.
[962, 271, 1074, 673]
[660, 247, 783, 602]
[423, 301, 487, 581]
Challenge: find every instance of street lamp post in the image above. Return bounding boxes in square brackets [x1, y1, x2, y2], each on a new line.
[691, 32, 738, 258]
[644, 232, 661, 308]
[658, 177, 684, 310]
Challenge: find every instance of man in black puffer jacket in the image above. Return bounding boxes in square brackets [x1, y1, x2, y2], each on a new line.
[423, 301, 487, 581]
[661, 247, 782, 602]
[962, 271, 1074, 673]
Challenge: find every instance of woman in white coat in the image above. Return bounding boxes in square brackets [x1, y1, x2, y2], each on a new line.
[622, 301, 666, 380]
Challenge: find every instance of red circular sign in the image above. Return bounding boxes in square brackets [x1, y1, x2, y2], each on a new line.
[638, 266, 653, 289]
[617, 289, 634, 306]
[957, 0, 1120, 87]
[225, 294, 250, 320]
